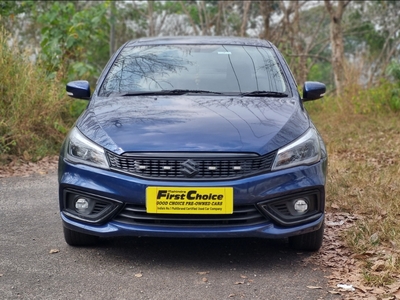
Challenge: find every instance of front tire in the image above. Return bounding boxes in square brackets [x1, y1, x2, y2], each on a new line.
[63, 226, 99, 247]
[289, 222, 324, 251]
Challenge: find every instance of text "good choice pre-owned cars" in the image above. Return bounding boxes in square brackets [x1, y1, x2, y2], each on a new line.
[59, 36, 327, 251]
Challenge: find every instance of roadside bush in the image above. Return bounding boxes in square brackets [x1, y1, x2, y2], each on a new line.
[306, 80, 400, 116]
[0, 27, 73, 161]
[305, 82, 400, 286]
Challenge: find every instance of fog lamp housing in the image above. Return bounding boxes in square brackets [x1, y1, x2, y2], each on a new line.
[62, 189, 122, 224]
[293, 198, 308, 214]
[257, 190, 323, 226]
[75, 198, 92, 214]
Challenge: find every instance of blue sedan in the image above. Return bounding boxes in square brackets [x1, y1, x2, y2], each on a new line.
[59, 36, 327, 251]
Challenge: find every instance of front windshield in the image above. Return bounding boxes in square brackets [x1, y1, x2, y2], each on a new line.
[99, 44, 288, 96]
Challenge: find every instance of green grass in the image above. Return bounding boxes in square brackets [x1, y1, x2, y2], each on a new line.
[0, 27, 75, 162]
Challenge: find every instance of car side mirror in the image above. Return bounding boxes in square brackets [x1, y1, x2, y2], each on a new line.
[302, 81, 326, 101]
[66, 80, 91, 100]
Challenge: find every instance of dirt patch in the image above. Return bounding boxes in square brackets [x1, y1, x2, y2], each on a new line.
[0, 155, 58, 178]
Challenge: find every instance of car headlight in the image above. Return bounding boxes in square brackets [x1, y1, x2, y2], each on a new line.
[272, 128, 321, 171]
[65, 127, 109, 169]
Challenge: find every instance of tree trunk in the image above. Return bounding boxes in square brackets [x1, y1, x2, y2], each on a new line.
[324, 0, 351, 95]
[240, 1, 251, 37]
[259, 1, 273, 40]
[109, 0, 116, 57]
[147, 0, 155, 36]
[279, 1, 310, 84]
[215, 1, 223, 36]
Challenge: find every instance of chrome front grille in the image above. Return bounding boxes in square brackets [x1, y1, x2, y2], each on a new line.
[106, 151, 276, 180]
[113, 204, 268, 227]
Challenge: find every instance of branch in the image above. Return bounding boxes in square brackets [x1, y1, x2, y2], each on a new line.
[343, 0, 351, 9]
[305, 9, 327, 53]
[131, 1, 147, 19]
[324, 0, 334, 16]
[180, 2, 199, 35]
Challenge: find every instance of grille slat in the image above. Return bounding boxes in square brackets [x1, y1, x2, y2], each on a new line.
[272, 203, 291, 216]
[114, 204, 268, 227]
[106, 151, 277, 180]
[92, 202, 109, 214]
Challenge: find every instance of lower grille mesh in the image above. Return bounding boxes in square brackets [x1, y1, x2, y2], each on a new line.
[113, 204, 267, 227]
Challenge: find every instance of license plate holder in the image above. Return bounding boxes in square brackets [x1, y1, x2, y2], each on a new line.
[146, 187, 233, 214]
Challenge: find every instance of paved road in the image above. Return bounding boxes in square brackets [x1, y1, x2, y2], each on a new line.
[0, 172, 339, 300]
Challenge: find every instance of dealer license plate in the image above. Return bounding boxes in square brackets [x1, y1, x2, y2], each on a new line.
[146, 187, 233, 214]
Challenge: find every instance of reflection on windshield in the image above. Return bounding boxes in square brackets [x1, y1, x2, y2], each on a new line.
[100, 45, 287, 96]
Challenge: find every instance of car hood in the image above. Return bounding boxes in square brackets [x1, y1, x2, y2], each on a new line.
[76, 96, 310, 155]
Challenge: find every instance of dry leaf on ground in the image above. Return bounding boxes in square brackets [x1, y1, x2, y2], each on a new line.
[197, 271, 209, 275]
[0, 156, 58, 178]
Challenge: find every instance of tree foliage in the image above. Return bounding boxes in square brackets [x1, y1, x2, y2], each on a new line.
[36, 2, 110, 83]
[1, 0, 399, 93]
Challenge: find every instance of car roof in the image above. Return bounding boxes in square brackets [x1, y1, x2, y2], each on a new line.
[126, 36, 273, 48]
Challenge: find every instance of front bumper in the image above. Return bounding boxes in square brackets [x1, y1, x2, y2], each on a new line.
[59, 156, 327, 239]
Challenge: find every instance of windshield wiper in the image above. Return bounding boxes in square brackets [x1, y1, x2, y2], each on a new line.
[121, 89, 222, 96]
[168, 89, 223, 95]
[240, 91, 289, 97]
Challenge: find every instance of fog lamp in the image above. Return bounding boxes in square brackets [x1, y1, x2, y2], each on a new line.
[293, 199, 308, 213]
[75, 198, 90, 213]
